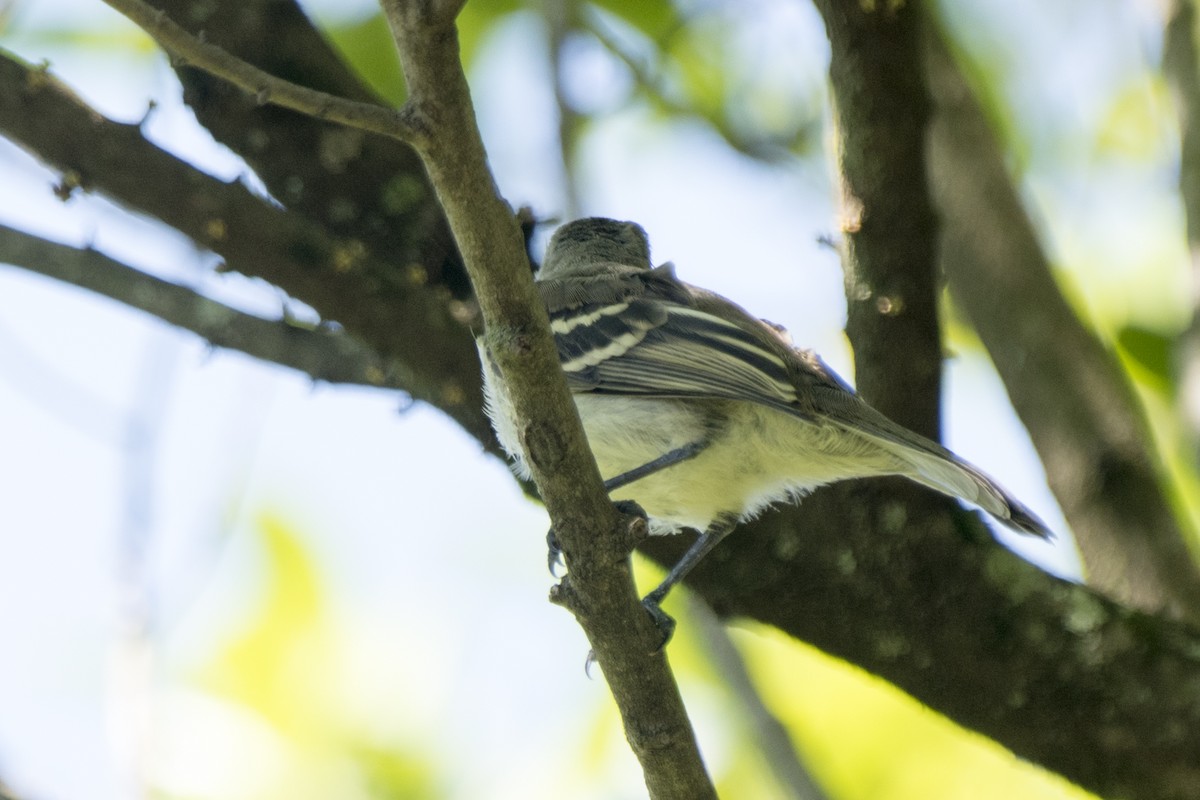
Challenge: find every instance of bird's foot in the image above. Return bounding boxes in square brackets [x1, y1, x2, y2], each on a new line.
[546, 528, 564, 577]
[641, 594, 676, 652]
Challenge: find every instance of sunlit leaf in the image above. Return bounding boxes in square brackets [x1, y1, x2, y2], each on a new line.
[1117, 324, 1177, 395]
[457, 0, 522, 69]
[590, 0, 680, 42]
[324, 12, 407, 106]
[1094, 77, 1171, 162]
[197, 514, 327, 730]
[737, 626, 1100, 800]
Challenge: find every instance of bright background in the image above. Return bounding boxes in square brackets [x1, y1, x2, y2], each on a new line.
[0, 0, 1187, 797]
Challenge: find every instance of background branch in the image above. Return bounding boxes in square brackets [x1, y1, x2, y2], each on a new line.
[152, 0, 471, 299]
[0, 49, 494, 448]
[923, 19, 1200, 623]
[99, 0, 420, 143]
[691, 600, 830, 800]
[1165, 0, 1200, 458]
[0, 225, 403, 389]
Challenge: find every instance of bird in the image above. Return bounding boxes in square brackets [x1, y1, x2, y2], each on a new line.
[480, 217, 1051, 641]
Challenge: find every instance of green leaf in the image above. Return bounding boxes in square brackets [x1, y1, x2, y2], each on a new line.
[1117, 324, 1177, 393]
[590, 0, 681, 41]
[457, 0, 522, 69]
[325, 12, 407, 106]
[1094, 77, 1170, 162]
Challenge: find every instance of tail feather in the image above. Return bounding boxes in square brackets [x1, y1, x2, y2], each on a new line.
[822, 398, 1053, 538]
[903, 448, 1052, 539]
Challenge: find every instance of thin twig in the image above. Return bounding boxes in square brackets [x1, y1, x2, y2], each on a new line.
[0, 225, 405, 389]
[0, 49, 493, 445]
[99, 0, 421, 144]
[583, 9, 793, 163]
[924, 19, 1200, 623]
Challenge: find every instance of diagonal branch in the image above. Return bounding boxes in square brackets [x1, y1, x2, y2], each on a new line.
[0, 49, 495, 448]
[148, 0, 472, 302]
[0, 225, 404, 389]
[380, 1, 714, 797]
[1164, 0, 1200, 455]
[923, 21, 1200, 624]
[99, 0, 424, 145]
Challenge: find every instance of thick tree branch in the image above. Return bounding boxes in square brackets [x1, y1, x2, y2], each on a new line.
[99, 0, 424, 144]
[811, 0, 942, 440]
[0, 50, 495, 448]
[652, 488, 1200, 800]
[923, 24, 1200, 624]
[380, 2, 714, 797]
[0, 225, 403, 389]
[150, 0, 469, 301]
[1164, 0, 1200, 456]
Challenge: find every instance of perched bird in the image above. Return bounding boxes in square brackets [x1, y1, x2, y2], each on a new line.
[481, 217, 1050, 640]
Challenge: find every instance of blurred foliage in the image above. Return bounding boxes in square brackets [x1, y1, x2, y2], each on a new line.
[579, 1, 825, 160]
[735, 625, 1099, 800]
[321, 1, 523, 107]
[323, 12, 407, 106]
[1095, 76, 1174, 162]
[1118, 324, 1176, 394]
[177, 516, 444, 800]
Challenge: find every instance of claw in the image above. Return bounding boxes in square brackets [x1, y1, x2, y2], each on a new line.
[546, 528, 564, 576]
[641, 595, 676, 652]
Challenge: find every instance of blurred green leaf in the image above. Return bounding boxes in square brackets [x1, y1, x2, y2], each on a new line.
[352, 743, 442, 800]
[1094, 77, 1171, 162]
[457, 0, 522, 69]
[186, 515, 445, 799]
[1117, 324, 1177, 394]
[590, 0, 680, 42]
[324, 12, 407, 106]
[197, 514, 327, 729]
[738, 626, 1100, 800]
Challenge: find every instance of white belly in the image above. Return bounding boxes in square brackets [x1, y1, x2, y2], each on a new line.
[480, 355, 905, 536]
[576, 395, 904, 535]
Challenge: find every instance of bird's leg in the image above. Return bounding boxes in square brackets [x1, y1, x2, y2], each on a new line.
[545, 441, 706, 575]
[641, 515, 737, 648]
[603, 440, 706, 492]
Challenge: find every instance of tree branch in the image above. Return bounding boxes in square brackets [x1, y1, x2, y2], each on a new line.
[0, 225, 404, 389]
[0, 49, 495, 448]
[691, 599, 830, 800]
[380, 2, 714, 797]
[923, 20, 1200, 624]
[811, 0, 943, 440]
[655, 485, 1200, 800]
[99, 0, 424, 145]
[1164, 0, 1200, 456]
[150, 0, 472, 302]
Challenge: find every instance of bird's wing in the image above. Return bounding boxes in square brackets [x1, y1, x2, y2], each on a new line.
[540, 264, 839, 420]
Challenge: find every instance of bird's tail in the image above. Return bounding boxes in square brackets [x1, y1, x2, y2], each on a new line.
[895, 444, 1052, 538]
